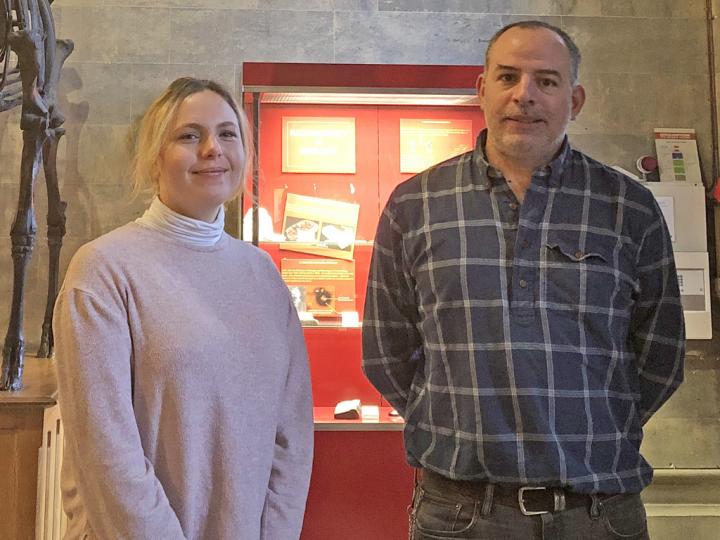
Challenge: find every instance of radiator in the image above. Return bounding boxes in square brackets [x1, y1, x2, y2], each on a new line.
[35, 404, 67, 540]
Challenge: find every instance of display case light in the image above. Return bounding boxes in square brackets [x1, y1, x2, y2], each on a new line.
[254, 90, 479, 106]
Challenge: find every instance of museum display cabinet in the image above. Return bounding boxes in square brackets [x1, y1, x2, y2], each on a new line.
[240, 62, 485, 539]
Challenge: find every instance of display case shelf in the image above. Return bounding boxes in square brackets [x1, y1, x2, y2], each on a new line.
[313, 407, 404, 431]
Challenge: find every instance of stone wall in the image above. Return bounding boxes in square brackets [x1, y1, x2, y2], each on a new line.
[0, 1, 711, 346]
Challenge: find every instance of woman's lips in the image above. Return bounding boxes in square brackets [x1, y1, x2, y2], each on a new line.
[193, 167, 227, 174]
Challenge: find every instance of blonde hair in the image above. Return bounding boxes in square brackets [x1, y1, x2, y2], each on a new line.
[131, 77, 254, 199]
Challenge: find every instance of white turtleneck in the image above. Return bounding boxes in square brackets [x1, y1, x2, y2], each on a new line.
[135, 196, 225, 247]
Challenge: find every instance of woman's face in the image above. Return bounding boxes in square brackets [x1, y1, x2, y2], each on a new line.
[157, 90, 245, 222]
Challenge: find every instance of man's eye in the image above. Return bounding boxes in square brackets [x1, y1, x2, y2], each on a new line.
[498, 73, 514, 82]
[540, 78, 558, 88]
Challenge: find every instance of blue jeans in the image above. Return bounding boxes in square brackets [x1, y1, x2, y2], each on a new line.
[409, 473, 650, 540]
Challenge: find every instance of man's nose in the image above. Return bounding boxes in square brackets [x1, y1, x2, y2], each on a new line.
[511, 75, 536, 104]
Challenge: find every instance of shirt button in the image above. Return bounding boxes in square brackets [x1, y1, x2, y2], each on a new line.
[508, 202, 519, 210]
[519, 279, 528, 288]
[574, 251, 584, 259]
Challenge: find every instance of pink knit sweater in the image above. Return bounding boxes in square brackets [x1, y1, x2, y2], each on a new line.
[54, 223, 313, 539]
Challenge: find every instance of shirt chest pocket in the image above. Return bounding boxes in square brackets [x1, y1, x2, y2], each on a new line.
[542, 232, 634, 312]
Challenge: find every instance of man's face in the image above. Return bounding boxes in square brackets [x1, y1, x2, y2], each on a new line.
[478, 27, 585, 168]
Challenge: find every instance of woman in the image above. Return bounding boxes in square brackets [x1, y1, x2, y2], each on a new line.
[54, 78, 314, 540]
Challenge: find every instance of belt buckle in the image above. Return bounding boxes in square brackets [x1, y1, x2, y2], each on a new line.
[518, 486, 550, 516]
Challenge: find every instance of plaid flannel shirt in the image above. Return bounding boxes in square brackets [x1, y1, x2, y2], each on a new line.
[362, 131, 685, 494]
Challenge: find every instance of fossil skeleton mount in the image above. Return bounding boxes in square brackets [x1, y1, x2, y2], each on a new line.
[0, 0, 73, 390]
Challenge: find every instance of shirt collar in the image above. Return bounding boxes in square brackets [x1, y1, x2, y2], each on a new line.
[473, 128, 571, 188]
[135, 196, 225, 247]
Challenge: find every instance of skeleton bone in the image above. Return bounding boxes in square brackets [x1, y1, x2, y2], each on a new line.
[1, 0, 73, 390]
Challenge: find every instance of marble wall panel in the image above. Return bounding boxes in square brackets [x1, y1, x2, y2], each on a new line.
[379, 0, 491, 13]
[643, 418, 720, 467]
[262, 0, 334, 10]
[128, 63, 237, 120]
[567, 134, 652, 174]
[379, 0, 559, 15]
[57, 64, 132, 126]
[717, 29, 720, 75]
[576, 73, 710, 133]
[164, 0, 257, 7]
[59, 0, 260, 6]
[651, 365, 720, 421]
[0, 255, 13, 304]
[552, 0, 601, 16]
[58, 7, 171, 64]
[129, 64, 172, 121]
[100, 0, 257, 7]
[334, 0, 377, 10]
[486, 0, 560, 15]
[603, 0, 706, 18]
[57, 125, 133, 193]
[0, 98, 20, 123]
[334, 11, 501, 64]
[0, 184, 19, 231]
[55, 0, 102, 5]
[169, 9, 237, 64]
[165, 65, 237, 94]
[234, 10, 334, 63]
[575, 71, 713, 180]
[0, 120, 22, 183]
[648, 518, 720, 540]
[57, 182, 144, 241]
[499, 14, 562, 28]
[557, 0, 705, 17]
[563, 17, 707, 75]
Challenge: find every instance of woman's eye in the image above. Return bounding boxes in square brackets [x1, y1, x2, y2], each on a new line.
[178, 132, 199, 141]
[220, 130, 238, 139]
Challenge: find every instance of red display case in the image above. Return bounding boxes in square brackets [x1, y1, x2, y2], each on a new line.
[241, 62, 485, 539]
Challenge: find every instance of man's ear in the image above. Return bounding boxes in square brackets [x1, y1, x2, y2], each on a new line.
[476, 73, 486, 110]
[570, 84, 585, 120]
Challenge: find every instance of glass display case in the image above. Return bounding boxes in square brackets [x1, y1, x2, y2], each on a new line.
[240, 62, 485, 539]
[241, 62, 485, 407]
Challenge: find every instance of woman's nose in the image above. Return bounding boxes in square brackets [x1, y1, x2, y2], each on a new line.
[201, 135, 222, 156]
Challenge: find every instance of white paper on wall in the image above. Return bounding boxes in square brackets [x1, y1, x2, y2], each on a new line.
[654, 128, 702, 183]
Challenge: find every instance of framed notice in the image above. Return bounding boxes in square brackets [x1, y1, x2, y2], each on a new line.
[282, 193, 359, 260]
[282, 116, 356, 173]
[653, 128, 702, 183]
[282, 258, 356, 317]
[400, 118, 473, 173]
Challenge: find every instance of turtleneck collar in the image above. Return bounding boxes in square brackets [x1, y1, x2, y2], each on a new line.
[135, 196, 225, 247]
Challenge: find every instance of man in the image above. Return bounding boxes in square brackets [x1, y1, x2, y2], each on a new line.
[362, 21, 684, 539]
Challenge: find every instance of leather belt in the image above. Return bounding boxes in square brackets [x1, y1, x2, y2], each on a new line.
[422, 469, 609, 516]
